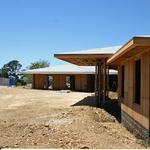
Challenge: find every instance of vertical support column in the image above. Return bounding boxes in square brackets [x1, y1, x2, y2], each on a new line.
[106, 66, 109, 97]
[95, 64, 99, 107]
[96, 60, 107, 107]
[95, 65, 98, 95]
[98, 62, 102, 107]
[103, 59, 106, 103]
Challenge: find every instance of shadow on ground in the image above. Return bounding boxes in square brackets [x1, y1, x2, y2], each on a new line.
[71, 96, 97, 107]
[71, 96, 121, 122]
[103, 97, 121, 122]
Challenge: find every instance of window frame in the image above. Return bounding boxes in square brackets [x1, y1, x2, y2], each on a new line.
[134, 59, 141, 105]
[121, 65, 125, 98]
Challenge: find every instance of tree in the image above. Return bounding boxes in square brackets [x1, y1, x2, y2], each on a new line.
[1, 60, 22, 80]
[0, 69, 3, 77]
[24, 59, 50, 84]
[28, 59, 50, 69]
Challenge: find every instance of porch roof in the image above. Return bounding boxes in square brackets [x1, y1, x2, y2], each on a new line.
[54, 46, 121, 66]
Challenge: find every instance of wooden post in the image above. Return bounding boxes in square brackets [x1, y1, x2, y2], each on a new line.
[97, 64, 100, 106]
[103, 59, 106, 103]
[106, 66, 109, 97]
[96, 63, 100, 107]
[98, 62, 102, 107]
[95, 61, 107, 108]
[95, 65, 98, 95]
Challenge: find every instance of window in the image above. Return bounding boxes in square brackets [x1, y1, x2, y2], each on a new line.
[121, 65, 125, 97]
[135, 60, 141, 104]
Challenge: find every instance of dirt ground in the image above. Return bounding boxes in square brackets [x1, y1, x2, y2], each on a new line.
[0, 86, 146, 149]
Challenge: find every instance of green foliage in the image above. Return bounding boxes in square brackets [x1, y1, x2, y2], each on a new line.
[28, 59, 50, 69]
[23, 74, 32, 84]
[24, 59, 50, 84]
[17, 73, 28, 85]
[0, 60, 25, 86]
[1, 60, 22, 79]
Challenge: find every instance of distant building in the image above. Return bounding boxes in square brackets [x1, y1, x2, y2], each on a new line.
[23, 64, 117, 92]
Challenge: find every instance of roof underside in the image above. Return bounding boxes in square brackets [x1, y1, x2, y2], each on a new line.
[54, 46, 121, 66]
[54, 54, 113, 66]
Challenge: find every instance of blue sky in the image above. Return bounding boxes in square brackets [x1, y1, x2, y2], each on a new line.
[0, 0, 150, 69]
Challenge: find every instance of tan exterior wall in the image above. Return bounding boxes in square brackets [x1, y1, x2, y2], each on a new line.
[75, 74, 88, 92]
[53, 74, 67, 90]
[32, 74, 95, 92]
[75, 74, 84, 91]
[32, 74, 48, 89]
[118, 50, 150, 130]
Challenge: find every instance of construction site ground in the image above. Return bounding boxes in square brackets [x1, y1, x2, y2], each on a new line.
[0, 86, 146, 149]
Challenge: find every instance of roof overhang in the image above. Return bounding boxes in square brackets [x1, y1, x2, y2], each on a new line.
[107, 36, 150, 66]
[54, 54, 113, 66]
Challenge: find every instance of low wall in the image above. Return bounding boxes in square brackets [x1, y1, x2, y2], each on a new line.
[121, 110, 149, 143]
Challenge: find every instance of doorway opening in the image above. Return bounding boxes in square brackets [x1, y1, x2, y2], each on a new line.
[48, 76, 54, 89]
[109, 75, 118, 92]
[66, 75, 75, 90]
[87, 75, 95, 92]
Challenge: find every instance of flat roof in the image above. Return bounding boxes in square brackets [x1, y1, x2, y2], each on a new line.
[23, 64, 95, 75]
[22, 64, 117, 75]
[54, 46, 121, 66]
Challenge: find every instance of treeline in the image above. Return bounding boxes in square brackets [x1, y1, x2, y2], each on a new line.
[0, 59, 50, 86]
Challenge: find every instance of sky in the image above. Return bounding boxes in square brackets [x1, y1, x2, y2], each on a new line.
[0, 0, 150, 69]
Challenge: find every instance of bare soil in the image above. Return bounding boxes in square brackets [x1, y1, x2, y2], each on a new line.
[0, 86, 145, 149]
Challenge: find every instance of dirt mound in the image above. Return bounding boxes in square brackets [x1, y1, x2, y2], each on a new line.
[58, 106, 116, 122]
